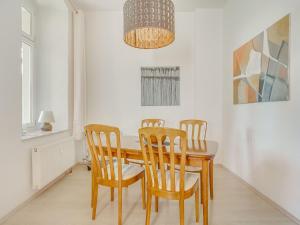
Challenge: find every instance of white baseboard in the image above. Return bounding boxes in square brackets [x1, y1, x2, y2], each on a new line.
[220, 165, 300, 225]
[0, 164, 78, 225]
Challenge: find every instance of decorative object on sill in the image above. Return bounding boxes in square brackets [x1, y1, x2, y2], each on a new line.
[141, 67, 180, 106]
[123, 0, 175, 49]
[38, 111, 55, 131]
[233, 14, 290, 104]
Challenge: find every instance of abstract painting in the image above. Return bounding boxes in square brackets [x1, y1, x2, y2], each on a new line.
[233, 15, 290, 104]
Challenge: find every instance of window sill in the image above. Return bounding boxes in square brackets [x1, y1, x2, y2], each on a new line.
[21, 128, 69, 141]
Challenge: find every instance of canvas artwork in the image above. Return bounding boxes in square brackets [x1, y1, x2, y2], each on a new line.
[233, 15, 290, 104]
[141, 67, 180, 106]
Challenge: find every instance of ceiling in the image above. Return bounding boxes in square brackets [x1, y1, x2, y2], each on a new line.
[73, 0, 227, 12]
[34, 0, 68, 10]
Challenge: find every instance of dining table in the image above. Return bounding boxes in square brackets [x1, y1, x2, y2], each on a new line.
[105, 135, 218, 225]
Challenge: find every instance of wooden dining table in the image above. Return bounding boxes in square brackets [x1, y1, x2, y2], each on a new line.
[104, 135, 218, 225]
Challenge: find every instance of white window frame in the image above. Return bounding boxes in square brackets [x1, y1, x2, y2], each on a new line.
[22, 7, 33, 39]
[21, 6, 36, 129]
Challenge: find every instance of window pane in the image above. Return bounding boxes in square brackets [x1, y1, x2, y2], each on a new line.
[22, 7, 31, 35]
[21, 42, 32, 125]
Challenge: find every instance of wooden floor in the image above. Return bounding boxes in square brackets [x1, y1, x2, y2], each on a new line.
[2, 165, 297, 225]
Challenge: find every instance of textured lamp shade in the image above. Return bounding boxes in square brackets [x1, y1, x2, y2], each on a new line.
[123, 0, 175, 49]
[38, 111, 55, 123]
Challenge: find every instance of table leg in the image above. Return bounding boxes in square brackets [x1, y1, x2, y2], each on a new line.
[202, 160, 209, 225]
[209, 159, 214, 200]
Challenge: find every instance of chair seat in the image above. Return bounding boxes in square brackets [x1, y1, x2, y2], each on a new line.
[174, 165, 202, 173]
[127, 159, 155, 166]
[127, 159, 145, 165]
[156, 171, 198, 192]
[100, 163, 144, 181]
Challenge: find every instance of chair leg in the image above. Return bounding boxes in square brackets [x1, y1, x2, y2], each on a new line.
[200, 172, 203, 204]
[195, 186, 200, 222]
[118, 187, 122, 225]
[146, 190, 152, 225]
[111, 187, 114, 201]
[141, 176, 146, 209]
[91, 173, 94, 208]
[92, 182, 98, 220]
[209, 159, 214, 200]
[155, 196, 159, 212]
[179, 198, 185, 225]
[155, 164, 159, 212]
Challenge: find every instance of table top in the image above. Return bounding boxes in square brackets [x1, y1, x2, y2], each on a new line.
[120, 136, 218, 159]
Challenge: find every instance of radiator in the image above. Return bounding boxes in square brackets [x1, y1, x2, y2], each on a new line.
[32, 138, 76, 190]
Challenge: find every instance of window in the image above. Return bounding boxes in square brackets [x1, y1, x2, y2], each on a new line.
[21, 7, 34, 127]
[20, 0, 69, 138]
[21, 42, 33, 125]
[22, 7, 32, 36]
[141, 67, 180, 106]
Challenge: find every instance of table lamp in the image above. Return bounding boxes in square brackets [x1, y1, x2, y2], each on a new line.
[38, 111, 55, 131]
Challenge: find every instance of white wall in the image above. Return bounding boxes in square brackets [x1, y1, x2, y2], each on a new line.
[85, 10, 223, 161]
[85, 11, 195, 134]
[0, 0, 72, 220]
[222, 0, 300, 219]
[194, 9, 223, 161]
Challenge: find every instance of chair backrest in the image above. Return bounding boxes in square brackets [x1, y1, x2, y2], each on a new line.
[139, 127, 187, 193]
[141, 119, 165, 128]
[187, 139, 207, 152]
[85, 124, 122, 183]
[180, 119, 207, 140]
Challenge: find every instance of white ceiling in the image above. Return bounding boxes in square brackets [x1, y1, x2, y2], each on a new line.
[34, 0, 68, 10]
[73, 0, 227, 12]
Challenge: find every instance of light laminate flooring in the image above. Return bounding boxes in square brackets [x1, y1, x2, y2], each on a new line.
[2, 165, 297, 225]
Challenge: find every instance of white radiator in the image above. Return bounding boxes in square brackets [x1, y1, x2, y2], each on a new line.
[32, 138, 76, 190]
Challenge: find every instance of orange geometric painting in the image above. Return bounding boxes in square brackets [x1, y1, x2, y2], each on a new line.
[233, 15, 290, 104]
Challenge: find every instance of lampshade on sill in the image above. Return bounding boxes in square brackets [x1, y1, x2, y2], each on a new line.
[38, 111, 55, 123]
[123, 0, 175, 49]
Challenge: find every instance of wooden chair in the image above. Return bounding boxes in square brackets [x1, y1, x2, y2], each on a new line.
[141, 119, 165, 128]
[179, 119, 214, 200]
[85, 124, 146, 225]
[128, 118, 165, 166]
[128, 119, 165, 209]
[180, 119, 207, 141]
[139, 127, 200, 225]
